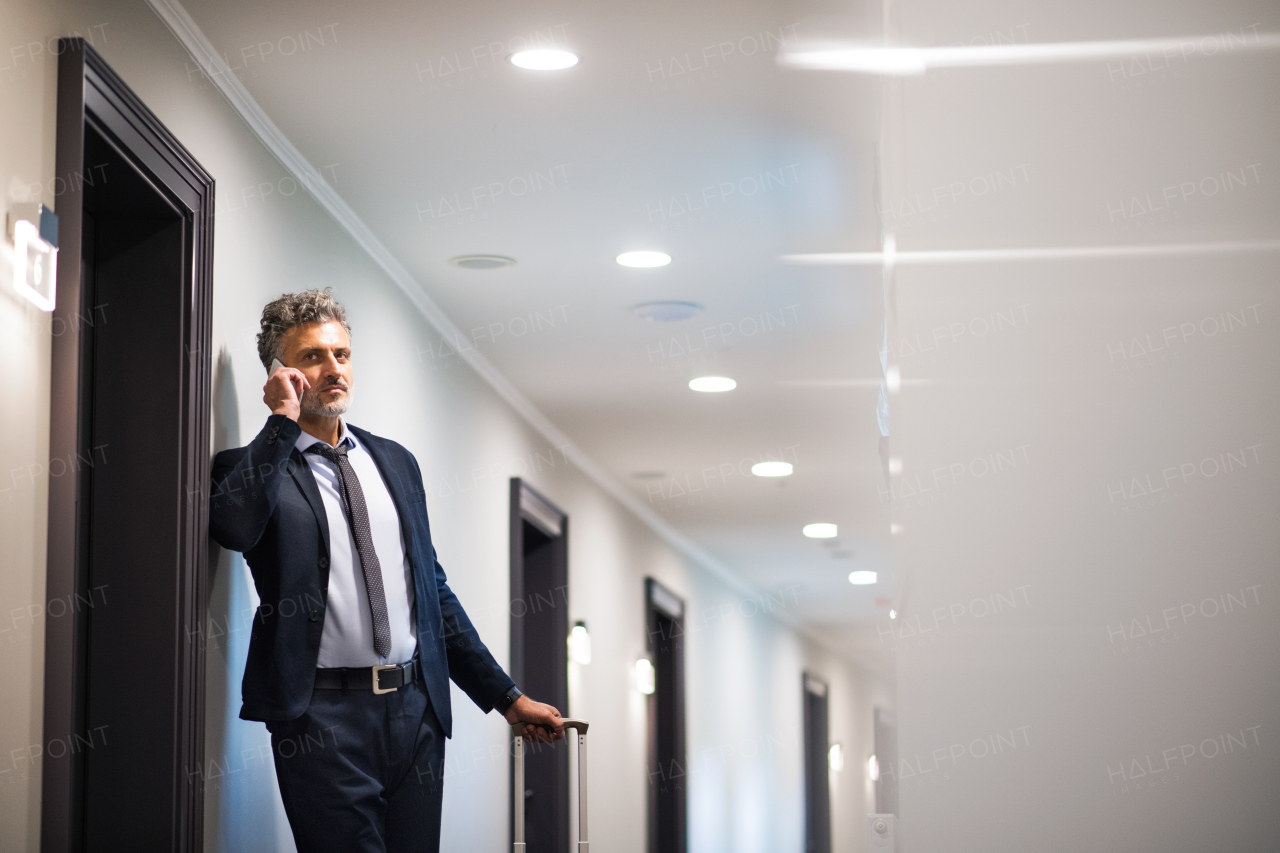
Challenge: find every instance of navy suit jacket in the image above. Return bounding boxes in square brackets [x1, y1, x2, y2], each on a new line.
[208, 414, 514, 736]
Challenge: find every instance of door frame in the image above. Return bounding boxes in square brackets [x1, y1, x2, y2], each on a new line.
[508, 478, 570, 851]
[43, 38, 214, 853]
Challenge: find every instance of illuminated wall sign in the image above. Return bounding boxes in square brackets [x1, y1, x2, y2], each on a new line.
[8, 204, 58, 312]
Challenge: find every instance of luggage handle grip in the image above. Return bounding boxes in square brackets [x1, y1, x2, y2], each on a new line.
[511, 718, 589, 735]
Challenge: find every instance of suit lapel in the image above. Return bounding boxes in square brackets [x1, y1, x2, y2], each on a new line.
[349, 426, 421, 554]
[349, 425, 435, 641]
[288, 448, 331, 556]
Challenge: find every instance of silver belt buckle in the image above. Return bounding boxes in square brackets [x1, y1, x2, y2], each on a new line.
[372, 664, 398, 695]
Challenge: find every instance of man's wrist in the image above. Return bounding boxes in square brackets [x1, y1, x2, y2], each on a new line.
[496, 686, 523, 716]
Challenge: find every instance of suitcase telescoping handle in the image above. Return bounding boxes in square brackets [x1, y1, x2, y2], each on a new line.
[512, 719, 590, 853]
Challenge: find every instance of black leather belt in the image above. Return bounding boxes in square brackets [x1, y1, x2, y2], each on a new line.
[314, 658, 418, 695]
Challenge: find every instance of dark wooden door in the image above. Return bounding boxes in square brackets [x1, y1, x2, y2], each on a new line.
[509, 480, 570, 853]
[803, 675, 831, 853]
[646, 578, 686, 853]
[82, 179, 187, 849]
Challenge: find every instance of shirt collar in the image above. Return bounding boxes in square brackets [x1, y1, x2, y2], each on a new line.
[294, 419, 359, 454]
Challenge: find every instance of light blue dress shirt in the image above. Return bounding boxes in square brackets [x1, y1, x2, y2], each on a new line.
[295, 421, 418, 668]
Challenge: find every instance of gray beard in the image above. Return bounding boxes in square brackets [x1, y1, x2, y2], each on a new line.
[300, 384, 351, 418]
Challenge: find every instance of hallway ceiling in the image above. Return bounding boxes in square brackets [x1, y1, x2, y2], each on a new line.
[176, 0, 890, 639]
[172, 0, 1280, 663]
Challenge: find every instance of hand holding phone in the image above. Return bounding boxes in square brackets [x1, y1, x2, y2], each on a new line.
[263, 358, 308, 421]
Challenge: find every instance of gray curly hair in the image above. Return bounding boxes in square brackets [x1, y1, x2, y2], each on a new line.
[256, 288, 351, 369]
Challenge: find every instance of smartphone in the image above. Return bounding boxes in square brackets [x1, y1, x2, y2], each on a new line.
[270, 358, 305, 398]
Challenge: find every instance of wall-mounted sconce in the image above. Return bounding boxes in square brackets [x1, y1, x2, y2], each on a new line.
[867, 754, 880, 781]
[828, 743, 844, 773]
[7, 203, 58, 312]
[635, 658, 655, 694]
[568, 620, 592, 665]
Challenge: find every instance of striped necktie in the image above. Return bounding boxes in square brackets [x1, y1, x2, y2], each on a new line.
[306, 442, 392, 658]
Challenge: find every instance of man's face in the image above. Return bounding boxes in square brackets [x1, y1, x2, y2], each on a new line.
[282, 319, 353, 417]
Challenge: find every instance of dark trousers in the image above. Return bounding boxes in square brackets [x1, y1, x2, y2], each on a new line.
[266, 676, 445, 853]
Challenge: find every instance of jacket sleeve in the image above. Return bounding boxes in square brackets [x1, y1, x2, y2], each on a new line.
[409, 453, 516, 712]
[209, 415, 303, 553]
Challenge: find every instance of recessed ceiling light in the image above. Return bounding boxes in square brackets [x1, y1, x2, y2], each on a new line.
[751, 461, 793, 477]
[803, 523, 837, 538]
[633, 301, 702, 322]
[449, 255, 516, 269]
[849, 570, 877, 585]
[889, 609, 898, 619]
[688, 376, 736, 392]
[510, 49, 579, 70]
[617, 250, 671, 268]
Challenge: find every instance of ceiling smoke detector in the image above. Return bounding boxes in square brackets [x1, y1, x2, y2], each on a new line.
[633, 301, 703, 322]
[449, 255, 516, 270]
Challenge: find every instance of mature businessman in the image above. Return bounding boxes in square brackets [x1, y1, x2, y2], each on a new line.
[209, 288, 563, 852]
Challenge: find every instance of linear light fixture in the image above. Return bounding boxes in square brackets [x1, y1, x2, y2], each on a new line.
[778, 32, 1280, 75]
[780, 239, 1280, 266]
